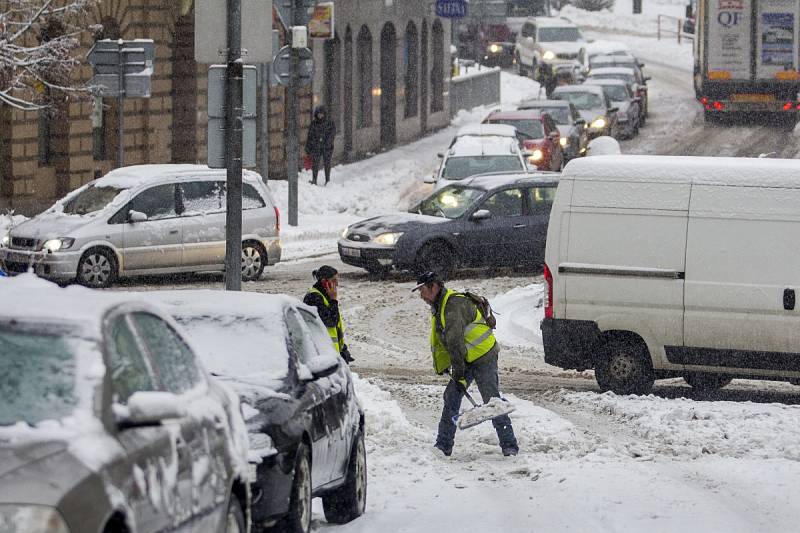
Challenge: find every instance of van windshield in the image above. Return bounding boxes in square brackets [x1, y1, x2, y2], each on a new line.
[538, 27, 581, 42]
[63, 185, 126, 215]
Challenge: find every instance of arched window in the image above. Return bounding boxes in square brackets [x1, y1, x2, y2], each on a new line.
[171, 12, 198, 163]
[404, 22, 419, 119]
[343, 26, 354, 153]
[431, 20, 444, 113]
[356, 25, 373, 128]
[323, 34, 341, 129]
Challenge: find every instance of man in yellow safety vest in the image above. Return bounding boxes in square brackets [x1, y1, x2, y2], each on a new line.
[304, 265, 354, 363]
[414, 271, 518, 457]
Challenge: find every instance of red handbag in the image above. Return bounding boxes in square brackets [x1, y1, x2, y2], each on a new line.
[303, 154, 313, 170]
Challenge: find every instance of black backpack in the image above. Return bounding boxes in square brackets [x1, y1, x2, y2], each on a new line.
[463, 291, 498, 329]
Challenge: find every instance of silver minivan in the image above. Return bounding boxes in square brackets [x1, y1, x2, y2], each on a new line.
[0, 164, 282, 287]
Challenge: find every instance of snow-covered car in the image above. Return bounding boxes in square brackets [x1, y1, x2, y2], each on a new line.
[583, 78, 640, 139]
[0, 164, 282, 288]
[147, 290, 366, 533]
[517, 99, 588, 161]
[514, 17, 586, 78]
[551, 84, 620, 140]
[588, 55, 649, 115]
[339, 172, 559, 278]
[584, 66, 649, 123]
[0, 274, 250, 533]
[482, 109, 564, 171]
[431, 125, 529, 190]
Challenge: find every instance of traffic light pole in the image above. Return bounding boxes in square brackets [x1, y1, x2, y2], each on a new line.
[286, 0, 301, 227]
[224, 0, 244, 291]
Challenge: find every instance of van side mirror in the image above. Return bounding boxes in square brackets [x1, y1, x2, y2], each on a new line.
[128, 210, 148, 223]
[437, 152, 445, 159]
[471, 209, 492, 221]
[423, 175, 436, 184]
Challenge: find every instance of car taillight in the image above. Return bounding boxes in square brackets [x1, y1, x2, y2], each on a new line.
[543, 262, 554, 319]
[274, 206, 281, 234]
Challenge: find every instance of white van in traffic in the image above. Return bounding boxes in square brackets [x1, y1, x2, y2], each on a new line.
[542, 155, 800, 394]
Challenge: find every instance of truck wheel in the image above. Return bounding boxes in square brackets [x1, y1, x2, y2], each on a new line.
[683, 373, 731, 391]
[595, 336, 654, 395]
[322, 429, 367, 524]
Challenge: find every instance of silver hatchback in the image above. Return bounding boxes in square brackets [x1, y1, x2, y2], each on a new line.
[0, 165, 282, 287]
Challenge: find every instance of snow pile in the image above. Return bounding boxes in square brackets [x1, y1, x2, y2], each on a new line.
[491, 283, 544, 350]
[0, 212, 27, 238]
[560, 0, 687, 36]
[556, 391, 800, 460]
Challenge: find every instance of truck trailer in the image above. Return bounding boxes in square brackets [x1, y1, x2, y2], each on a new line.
[694, 0, 800, 122]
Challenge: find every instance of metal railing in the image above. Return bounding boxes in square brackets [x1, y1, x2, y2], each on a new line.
[657, 14, 694, 43]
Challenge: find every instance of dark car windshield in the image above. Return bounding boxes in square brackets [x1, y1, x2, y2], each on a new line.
[554, 91, 604, 110]
[416, 186, 485, 219]
[592, 72, 634, 84]
[0, 324, 81, 426]
[534, 107, 571, 124]
[598, 84, 629, 101]
[487, 118, 545, 138]
[62, 185, 126, 215]
[443, 156, 524, 180]
[538, 27, 581, 42]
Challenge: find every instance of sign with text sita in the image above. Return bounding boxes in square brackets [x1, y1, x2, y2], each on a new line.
[436, 0, 468, 18]
[309, 2, 334, 39]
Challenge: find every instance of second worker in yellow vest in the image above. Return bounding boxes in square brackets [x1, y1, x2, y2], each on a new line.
[414, 271, 518, 457]
[303, 265, 354, 364]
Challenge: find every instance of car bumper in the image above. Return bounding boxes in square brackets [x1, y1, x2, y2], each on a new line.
[251, 451, 294, 526]
[262, 238, 282, 265]
[338, 240, 398, 270]
[0, 248, 80, 281]
[541, 317, 604, 371]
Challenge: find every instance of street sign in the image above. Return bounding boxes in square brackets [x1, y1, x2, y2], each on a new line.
[207, 65, 258, 168]
[195, 0, 273, 63]
[436, 0, 468, 18]
[88, 39, 154, 74]
[274, 0, 314, 27]
[308, 2, 334, 39]
[271, 45, 314, 87]
[90, 73, 151, 98]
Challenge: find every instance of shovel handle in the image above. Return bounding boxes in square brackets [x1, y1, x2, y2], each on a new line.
[444, 369, 479, 407]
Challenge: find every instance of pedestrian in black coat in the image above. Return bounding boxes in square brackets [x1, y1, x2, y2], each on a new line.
[305, 106, 337, 185]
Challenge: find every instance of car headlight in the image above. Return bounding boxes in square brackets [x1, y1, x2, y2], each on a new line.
[590, 117, 607, 130]
[42, 238, 75, 253]
[488, 43, 502, 54]
[542, 50, 555, 61]
[0, 504, 70, 533]
[559, 137, 568, 147]
[374, 232, 403, 246]
[528, 150, 544, 162]
[1, 233, 8, 247]
[341, 226, 350, 239]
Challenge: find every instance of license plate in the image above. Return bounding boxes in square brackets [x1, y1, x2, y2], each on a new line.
[730, 93, 774, 103]
[5, 251, 41, 263]
[340, 247, 361, 258]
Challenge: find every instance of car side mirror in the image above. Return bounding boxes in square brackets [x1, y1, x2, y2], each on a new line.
[644, 76, 652, 82]
[638, 62, 645, 68]
[471, 209, 492, 221]
[115, 391, 186, 428]
[608, 106, 619, 114]
[423, 175, 436, 184]
[128, 210, 147, 223]
[575, 118, 586, 125]
[437, 152, 445, 159]
[307, 355, 340, 379]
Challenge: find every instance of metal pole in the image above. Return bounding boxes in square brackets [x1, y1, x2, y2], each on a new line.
[224, 0, 243, 291]
[117, 43, 124, 168]
[287, 0, 301, 227]
[260, 62, 270, 183]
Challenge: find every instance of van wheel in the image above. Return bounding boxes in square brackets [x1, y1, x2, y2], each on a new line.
[241, 242, 266, 281]
[322, 429, 367, 524]
[417, 243, 454, 280]
[683, 373, 731, 391]
[595, 336, 654, 395]
[77, 248, 118, 289]
[275, 443, 312, 533]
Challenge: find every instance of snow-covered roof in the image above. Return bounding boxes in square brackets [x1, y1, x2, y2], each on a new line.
[518, 99, 570, 109]
[553, 84, 604, 97]
[533, 16, 578, 28]
[563, 155, 800, 187]
[456, 124, 517, 139]
[142, 290, 299, 395]
[588, 66, 637, 76]
[463, 172, 559, 190]
[591, 54, 638, 65]
[584, 78, 627, 87]
[94, 164, 265, 190]
[585, 40, 630, 57]
[450, 135, 520, 157]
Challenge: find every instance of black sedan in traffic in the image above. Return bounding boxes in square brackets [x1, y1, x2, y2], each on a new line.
[338, 172, 559, 278]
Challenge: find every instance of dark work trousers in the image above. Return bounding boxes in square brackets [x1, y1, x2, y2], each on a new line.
[436, 352, 518, 452]
[311, 152, 332, 184]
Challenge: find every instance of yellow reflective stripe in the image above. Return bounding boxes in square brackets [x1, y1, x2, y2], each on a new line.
[308, 287, 344, 354]
[466, 328, 493, 350]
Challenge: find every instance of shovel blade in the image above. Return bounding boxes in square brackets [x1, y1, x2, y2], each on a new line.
[456, 397, 516, 430]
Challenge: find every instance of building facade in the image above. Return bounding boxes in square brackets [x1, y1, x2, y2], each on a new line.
[0, 0, 452, 215]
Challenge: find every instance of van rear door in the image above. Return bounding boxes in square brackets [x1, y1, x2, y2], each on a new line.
[681, 184, 800, 374]
[563, 177, 690, 368]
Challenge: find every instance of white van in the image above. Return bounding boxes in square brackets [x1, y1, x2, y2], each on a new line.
[542, 155, 800, 394]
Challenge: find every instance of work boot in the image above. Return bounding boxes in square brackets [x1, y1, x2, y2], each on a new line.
[434, 443, 452, 457]
[502, 446, 519, 457]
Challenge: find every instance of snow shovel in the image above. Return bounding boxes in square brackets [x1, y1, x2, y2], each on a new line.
[446, 372, 516, 430]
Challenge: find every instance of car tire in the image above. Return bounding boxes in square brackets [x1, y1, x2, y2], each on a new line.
[683, 373, 732, 391]
[275, 443, 312, 533]
[225, 496, 246, 533]
[322, 429, 367, 524]
[595, 336, 655, 395]
[77, 248, 118, 289]
[417, 242, 454, 280]
[241, 241, 266, 281]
